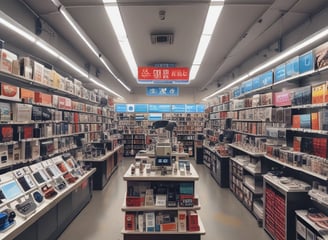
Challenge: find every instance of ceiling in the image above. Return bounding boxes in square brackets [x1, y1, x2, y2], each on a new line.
[2, 0, 328, 100]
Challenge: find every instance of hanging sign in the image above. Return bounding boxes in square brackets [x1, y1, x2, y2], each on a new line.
[138, 67, 189, 81]
[146, 87, 179, 96]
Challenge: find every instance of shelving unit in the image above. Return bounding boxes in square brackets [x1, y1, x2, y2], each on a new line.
[121, 163, 205, 240]
[81, 145, 123, 190]
[123, 134, 146, 157]
[203, 145, 230, 187]
[263, 175, 310, 240]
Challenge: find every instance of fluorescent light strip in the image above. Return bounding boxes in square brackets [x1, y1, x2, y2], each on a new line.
[0, 11, 122, 98]
[103, 1, 138, 79]
[53, 1, 131, 92]
[59, 7, 99, 57]
[0, 16, 36, 42]
[190, 3, 224, 80]
[89, 77, 123, 98]
[99, 57, 131, 91]
[203, 26, 328, 101]
[36, 41, 59, 58]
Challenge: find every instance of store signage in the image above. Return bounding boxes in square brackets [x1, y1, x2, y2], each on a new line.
[114, 104, 205, 113]
[148, 104, 171, 113]
[134, 104, 148, 113]
[146, 87, 179, 96]
[171, 104, 186, 113]
[138, 67, 189, 81]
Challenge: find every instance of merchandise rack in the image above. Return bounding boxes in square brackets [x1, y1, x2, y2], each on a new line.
[121, 163, 205, 240]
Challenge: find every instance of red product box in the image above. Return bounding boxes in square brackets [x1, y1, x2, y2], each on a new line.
[292, 115, 301, 128]
[23, 125, 34, 139]
[35, 92, 52, 106]
[20, 88, 35, 104]
[187, 211, 199, 231]
[0, 82, 20, 101]
[0, 126, 13, 142]
[125, 213, 135, 231]
[126, 196, 144, 207]
[58, 96, 66, 109]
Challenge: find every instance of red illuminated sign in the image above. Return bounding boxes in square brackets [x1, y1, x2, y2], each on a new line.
[138, 67, 189, 81]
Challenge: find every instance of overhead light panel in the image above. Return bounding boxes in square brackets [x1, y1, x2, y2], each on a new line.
[103, 0, 138, 79]
[203, 25, 328, 101]
[0, 14, 36, 42]
[51, 0, 131, 92]
[0, 11, 122, 98]
[59, 7, 99, 57]
[190, 1, 224, 80]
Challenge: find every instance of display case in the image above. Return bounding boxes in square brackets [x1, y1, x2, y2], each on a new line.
[0, 154, 95, 240]
[121, 162, 205, 240]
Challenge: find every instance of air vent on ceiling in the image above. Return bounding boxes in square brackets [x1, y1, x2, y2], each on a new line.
[151, 33, 174, 45]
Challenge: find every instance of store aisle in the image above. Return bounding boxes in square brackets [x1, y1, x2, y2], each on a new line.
[58, 158, 271, 240]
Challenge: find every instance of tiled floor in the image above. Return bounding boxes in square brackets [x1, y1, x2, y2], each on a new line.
[58, 158, 271, 240]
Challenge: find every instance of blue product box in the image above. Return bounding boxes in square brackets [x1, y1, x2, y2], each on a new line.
[299, 51, 314, 73]
[286, 56, 299, 77]
[275, 63, 286, 82]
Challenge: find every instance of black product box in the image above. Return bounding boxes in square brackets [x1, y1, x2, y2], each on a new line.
[62, 111, 73, 122]
[42, 107, 52, 121]
[32, 106, 43, 121]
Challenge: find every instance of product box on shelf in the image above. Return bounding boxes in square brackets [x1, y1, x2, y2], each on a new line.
[0, 145, 8, 163]
[299, 51, 314, 73]
[12, 59, 20, 75]
[74, 79, 82, 97]
[12, 103, 32, 122]
[314, 42, 328, 69]
[35, 92, 52, 106]
[187, 211, 200, 231]
[0, 125, 13, 142]
[285, 56, 300, 78]
[0, 102, 11, 121]
[274, 63, 286, 83]
[52, 70, 61, 89]
[65, 78, 74, 94]
[32, 61, 44, 82]
[0, 82, 20, 101]
[0, 48, 17, 73]
[125, 213, 136, 231]
[43, 67, 52, 86]
[312, 83, 326, 104]
[20, 88, 35, 104]
[273, 91, 292, 106]
[19, 57, 33, 79]
[8, 143, 20, 161]
[178, 210, 187, 232]
[59, 75, 66, 91]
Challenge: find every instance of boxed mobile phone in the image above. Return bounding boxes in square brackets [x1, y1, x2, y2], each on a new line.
[33, 60, 44, 82]
[12, 103, 32, 122]
[0, 82, 20, 101]
[0, 48, 17, 73]
[19, 57, 33, 79]
[74, 79, 82, 97]
[43, 67, 52, 86]
[20, 88, 35, 104]
[35, 92, 52, 106]
[0, 102, 11, 121]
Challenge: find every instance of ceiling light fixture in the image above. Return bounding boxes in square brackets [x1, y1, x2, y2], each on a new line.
[190, 1, 224, 81]
[0, 11, 123, 99]
[103, 0, 138, 79]
[203, 25, 328, 101]
[0, 15, 36, 42]
[51, 0, 131, 92]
